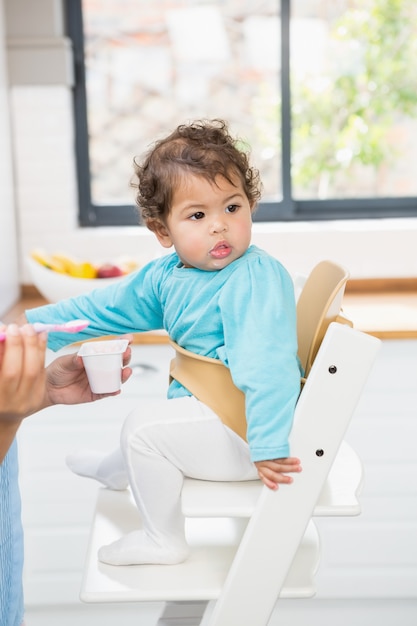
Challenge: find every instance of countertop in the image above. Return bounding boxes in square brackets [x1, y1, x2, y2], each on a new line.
[342, 277, 417, 339]
[3, 279, 417, 340]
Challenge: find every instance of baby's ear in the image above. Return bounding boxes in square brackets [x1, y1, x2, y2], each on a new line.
[148, 219, 173, 248]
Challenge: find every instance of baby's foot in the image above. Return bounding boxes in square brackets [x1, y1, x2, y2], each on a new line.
[66, 450, 128, 490]
[98, 530, 189, 566]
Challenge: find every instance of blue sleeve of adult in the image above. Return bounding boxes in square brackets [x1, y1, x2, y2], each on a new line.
[218, 254, 301, 462]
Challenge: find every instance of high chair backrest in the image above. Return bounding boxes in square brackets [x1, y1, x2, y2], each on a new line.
[296, 260, 351, 379]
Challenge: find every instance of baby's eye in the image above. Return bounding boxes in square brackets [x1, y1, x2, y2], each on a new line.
[226, 204, 239, 213]
[190, 211, 205, 220]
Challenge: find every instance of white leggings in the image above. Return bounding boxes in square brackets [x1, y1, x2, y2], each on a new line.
[75, 396, 258, 565]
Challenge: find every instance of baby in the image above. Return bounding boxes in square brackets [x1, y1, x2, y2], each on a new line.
[24, 119, 302, 565]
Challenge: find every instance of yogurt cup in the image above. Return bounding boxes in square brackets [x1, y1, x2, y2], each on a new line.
[77, 339, 129, 393]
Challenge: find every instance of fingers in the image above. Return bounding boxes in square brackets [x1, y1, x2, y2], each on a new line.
[20, 325, 48, 376]
[121, 366, 132, 384]
[257, 470, 281, 491]
[257, 466, 294, 491]
[0, 324, 48, 419]
[255, 457, 302, 491]
[1, 324, 24, 383]
[119, 334, 134, 368]
[2, 324, 46, 384]
[0, 323, 6, 360]
[258, 457, 302, 472]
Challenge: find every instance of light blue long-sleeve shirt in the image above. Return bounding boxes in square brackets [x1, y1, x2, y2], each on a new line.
[26, 245, 301, 462]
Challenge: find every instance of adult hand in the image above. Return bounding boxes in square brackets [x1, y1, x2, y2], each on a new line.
[0, 324, 49, 462]
[254, 456, 302, 490]
[44, 335, 134, 407]
[0, 327, 133, 463]
[0, 324, 48, 423]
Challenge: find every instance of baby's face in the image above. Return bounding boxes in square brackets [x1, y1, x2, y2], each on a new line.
[155, 173, 253, 271]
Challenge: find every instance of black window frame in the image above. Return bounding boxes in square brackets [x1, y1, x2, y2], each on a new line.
[65, 0, 417, 227]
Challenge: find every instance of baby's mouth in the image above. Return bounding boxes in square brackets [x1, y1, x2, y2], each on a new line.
[210, 241, 232, 259]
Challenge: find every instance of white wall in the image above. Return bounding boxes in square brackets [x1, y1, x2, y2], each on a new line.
[4, 0, 417, 285]
[0, 0, 19, 316]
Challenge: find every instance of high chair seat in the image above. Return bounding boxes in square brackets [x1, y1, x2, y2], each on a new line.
[182, 439, 363, 518]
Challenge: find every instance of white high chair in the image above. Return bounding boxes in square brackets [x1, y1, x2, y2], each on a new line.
[80, 261, 381, 626]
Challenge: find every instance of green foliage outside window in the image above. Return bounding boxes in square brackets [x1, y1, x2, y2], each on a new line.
[291, 0, 417, 198]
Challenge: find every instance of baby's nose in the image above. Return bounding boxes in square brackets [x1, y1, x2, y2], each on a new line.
[210, 219, 227, 234]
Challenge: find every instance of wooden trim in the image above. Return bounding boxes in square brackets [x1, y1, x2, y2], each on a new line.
[21, 284, 43, 298]
[346, 277, 417, 294]
[132, 333, 169, 344]
[361, 329, 417, 340]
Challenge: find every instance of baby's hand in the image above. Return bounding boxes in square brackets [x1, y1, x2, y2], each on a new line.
[254, 457, 302, 491]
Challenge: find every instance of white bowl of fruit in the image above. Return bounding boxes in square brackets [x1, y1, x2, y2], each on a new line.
[27, 250, 141, 303]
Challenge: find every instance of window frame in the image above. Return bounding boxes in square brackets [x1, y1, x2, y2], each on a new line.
[65, 0, 417, 227]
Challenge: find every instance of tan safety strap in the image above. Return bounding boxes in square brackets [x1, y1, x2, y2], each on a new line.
[169, 340, 247, 441]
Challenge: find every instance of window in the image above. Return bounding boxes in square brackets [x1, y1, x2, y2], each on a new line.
[66, 0, 417, 226]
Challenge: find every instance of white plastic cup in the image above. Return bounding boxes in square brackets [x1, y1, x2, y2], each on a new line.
[77, 339, 129, 393]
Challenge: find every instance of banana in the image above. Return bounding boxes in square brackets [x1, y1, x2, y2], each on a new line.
[50, 253, 97, 278]
[69, 262, 98, 279]
[50, 253, 78, 275]
[31, 249, 67, 274]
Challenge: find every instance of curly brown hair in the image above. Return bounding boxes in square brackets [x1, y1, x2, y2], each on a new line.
[132, 119, 262, 231]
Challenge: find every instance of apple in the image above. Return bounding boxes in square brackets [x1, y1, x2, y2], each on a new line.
[97, 263, 124, 278]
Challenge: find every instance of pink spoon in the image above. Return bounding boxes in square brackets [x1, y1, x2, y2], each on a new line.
[0, 319, 89, 341]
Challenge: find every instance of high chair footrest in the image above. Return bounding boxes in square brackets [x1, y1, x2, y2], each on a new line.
[80, 489, 319, 604]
